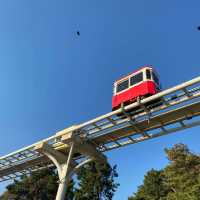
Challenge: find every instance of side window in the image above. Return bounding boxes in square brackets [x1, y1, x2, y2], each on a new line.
[116, 79, 129, 93]
[130, 72, 143, 86]
[146, 69, 151, 79]
[152, 72, 159, 85]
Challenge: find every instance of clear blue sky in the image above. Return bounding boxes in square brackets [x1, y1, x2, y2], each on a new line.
[0, 1, 200, 199]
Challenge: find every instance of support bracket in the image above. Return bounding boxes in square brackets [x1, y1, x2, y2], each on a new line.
[34, 131, 107, 200]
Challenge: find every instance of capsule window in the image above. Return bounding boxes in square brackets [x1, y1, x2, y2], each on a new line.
[152, 72, 159, 85]
[116, 79, 129, 93]
[146, 69, 151, 80]
[130, 72, 143, 86]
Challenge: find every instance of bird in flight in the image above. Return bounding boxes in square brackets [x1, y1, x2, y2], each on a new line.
[77, 31, 80, 36]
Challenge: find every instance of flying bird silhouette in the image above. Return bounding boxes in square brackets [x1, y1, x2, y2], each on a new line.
[77, 31, 80, 36]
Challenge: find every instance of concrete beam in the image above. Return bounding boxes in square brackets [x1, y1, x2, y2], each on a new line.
[34, 142, 76, 168]
[61, 134, 106, 163]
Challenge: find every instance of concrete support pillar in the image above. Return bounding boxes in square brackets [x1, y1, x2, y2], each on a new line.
[35, 142, 75, 200]
[35, 132, 107, 200]
[55, 142, 74, 200]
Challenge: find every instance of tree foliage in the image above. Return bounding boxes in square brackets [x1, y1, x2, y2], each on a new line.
[128, 169, 169, 200]
[0, 168, 74, 200]
[128, 144, 200, 200]
[75, 162, 119, 200]
[0, 162, 118, 200]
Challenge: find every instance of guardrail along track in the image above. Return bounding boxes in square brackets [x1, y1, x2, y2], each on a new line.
[0, 76, 200, 182]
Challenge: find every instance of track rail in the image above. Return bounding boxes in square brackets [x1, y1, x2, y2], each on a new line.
[0, 76, 200, 182]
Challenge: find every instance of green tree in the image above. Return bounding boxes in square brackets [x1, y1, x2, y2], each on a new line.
[75, 162, 119, 200]
[0, 168, 74, 200]
[128, 169, 169, 200]
[128, 144, 200, 200]
[164, 144, 200, 200]
[0, 161, 118, 200]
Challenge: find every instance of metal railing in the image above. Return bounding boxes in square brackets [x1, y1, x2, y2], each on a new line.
[0, 76, 200, 182]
